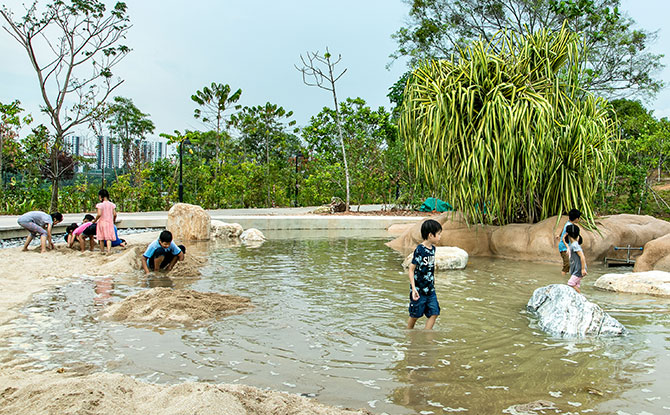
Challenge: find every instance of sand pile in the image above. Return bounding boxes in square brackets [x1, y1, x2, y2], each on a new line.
[0, 369, 371, 415]
[101, 287, 253, 325]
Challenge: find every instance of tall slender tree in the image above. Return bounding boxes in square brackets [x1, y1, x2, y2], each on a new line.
[107, 96, 155, 178]
[191, 83, 242, 174]
[296, 48, 351, 210]
[1, 0, 130, 210]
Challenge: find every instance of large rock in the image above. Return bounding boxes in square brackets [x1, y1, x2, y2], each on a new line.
[526, 284, 626, 337]
[167, 203, 211, 241]
[386, 212, 493, 257]
[594, 271, 670, 297]
[401, 246, 469, 270]
[386, 213, 670, 263]
[210, 220, 243, 240]
[634, 233, 670, 272]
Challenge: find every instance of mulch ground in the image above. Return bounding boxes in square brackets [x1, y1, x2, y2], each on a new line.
[320, 209, 439, 217]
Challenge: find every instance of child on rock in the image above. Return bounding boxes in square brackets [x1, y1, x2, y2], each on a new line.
[407, 219, 442, 330]
[565, 224, 587, 293]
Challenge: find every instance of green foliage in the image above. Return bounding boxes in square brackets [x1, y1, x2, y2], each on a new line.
[107, 96, 156, 170]
[400, 26, 619, 225]
[391, 0, 664, 99]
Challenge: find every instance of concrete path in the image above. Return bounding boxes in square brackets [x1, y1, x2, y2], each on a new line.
[1, 205, 423, 239]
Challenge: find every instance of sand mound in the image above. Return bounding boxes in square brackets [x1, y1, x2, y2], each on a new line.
[0, 369, 371, 415]
[101, 287, 253, 325]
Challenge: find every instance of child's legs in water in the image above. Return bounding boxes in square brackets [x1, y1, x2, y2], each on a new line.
[407, 317, 419, 329]
[567, 275, 582, 293]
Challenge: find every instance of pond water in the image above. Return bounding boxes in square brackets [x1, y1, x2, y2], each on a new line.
[3, 230, 670, 414]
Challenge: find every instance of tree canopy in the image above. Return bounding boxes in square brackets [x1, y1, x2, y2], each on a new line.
[391, 0, 664, 99]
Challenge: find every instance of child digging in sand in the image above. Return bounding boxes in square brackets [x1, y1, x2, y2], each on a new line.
[142, 230, 186, 274]
[407, 219, 442, 330]
[565, 224, 587, 293]
[17, 211, 63, 253]
[68, 214, 95, 251]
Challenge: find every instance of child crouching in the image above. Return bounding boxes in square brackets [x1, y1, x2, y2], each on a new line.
[142, 230, 186, 274]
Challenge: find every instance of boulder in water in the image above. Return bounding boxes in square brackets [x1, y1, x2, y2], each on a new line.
[210, 220, 243, 239]
[595, 271, 670, 297]
[402, 246, 468, 270]
[526, 284, 626, 337]
[240, 228, 265, 242]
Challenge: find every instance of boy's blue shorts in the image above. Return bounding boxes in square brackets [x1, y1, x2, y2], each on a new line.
[409, 291, 440, 318]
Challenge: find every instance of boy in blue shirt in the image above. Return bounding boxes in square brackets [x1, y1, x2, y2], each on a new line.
[407, 219, 443, 330]
[142, 230, 186, 274]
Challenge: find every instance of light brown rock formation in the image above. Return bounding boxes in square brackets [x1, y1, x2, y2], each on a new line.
[387, 213, 670, 264]
[401, 246, 469, 270]
[595, 271, 670, 297]
[167, 203, 211, 241]
[634, 233, 670, 272]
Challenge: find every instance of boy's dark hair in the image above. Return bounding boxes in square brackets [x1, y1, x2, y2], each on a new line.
[98, 188, 110, 199]
[51, 212, 63, 222]
[84, 214, 95, 221]
[420, 219, 443, 240]
[66, 223, 78, 234]
[564, 224, 583, 245]
[568, 209, 582, 221]
[159, 230, 173, 243]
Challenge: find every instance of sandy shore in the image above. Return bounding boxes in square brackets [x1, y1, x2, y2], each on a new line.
[0, 232, 372, 414]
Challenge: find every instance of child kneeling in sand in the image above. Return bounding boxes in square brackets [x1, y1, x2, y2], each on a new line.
[142, 230, 186, 274]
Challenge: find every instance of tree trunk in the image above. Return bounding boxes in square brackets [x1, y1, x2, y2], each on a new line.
[330, 88, 350, 211]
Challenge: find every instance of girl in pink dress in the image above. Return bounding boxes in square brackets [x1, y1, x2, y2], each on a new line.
[94, 189, 117, 253]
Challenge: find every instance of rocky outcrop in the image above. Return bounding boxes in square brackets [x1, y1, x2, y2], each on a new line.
[634, 233, 670, 272]
[526, 284, 626, 337]
[402, 246, 469, 270]
[167, 203, 211, 241]
[594, 271, 670, 297]
[210, 220, 243, 240]
[387, 213, 670, 263]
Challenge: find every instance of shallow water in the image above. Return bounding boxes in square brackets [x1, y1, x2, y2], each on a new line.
[4, 231, 670, 414]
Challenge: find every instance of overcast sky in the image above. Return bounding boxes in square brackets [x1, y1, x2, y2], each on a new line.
[1, 0, 669, 144]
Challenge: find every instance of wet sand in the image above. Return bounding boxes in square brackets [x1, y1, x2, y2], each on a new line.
[0, 232, 371, 414]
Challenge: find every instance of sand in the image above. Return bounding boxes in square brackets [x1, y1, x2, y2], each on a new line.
[0, 369, 372, 415]
[0, 231, 370, 414]
[101, 287, 253, 325]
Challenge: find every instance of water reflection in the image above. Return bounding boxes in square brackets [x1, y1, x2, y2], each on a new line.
[2, 237, 670, 414]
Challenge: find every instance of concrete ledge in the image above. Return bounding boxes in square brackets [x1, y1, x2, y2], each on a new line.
[1, 213, 423, 239]
[210, 215, 423, 230]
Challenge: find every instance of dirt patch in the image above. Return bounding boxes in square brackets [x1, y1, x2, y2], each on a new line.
[101, 287, 253, 325]
[322, 209, 437, 217]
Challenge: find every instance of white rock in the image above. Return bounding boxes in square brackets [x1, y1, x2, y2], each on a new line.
[402, 246, 468, 270]
[527, 284, 626, 337]
[594, 271, 670, 297]
[210, 220, 243, 240]
[240, 228, 265, 242]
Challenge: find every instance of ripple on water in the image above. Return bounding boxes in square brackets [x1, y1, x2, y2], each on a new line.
[3, 238, 670, 414]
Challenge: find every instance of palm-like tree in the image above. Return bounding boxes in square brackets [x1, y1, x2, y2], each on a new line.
[400, 25, 618, 225]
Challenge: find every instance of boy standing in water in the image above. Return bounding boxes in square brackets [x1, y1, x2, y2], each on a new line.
[407, 219, 443, 330]
[556, 209, 581, 276]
